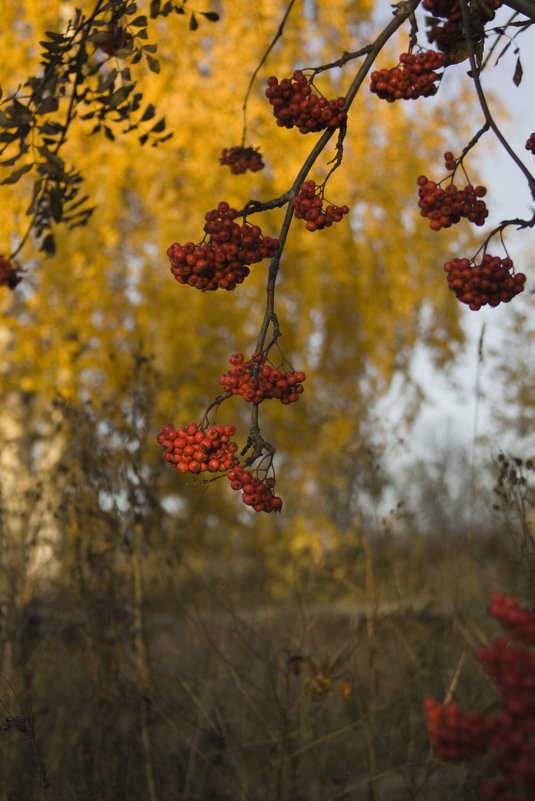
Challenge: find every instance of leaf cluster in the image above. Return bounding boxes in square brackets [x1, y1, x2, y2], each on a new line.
[0, 0, 217, 258]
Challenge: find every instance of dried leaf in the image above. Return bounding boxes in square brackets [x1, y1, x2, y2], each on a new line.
[1, 163, 32, 184]
[146, 54, 160, 73]
[141, 103, 155, 121]
[513, 56, 523, 86]
[151, 117, 165, 132]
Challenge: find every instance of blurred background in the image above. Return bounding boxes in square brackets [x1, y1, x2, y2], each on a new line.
[0, 1, 534, 798]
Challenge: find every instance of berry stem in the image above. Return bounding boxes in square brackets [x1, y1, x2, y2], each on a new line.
[240, 0, 298, 147]
[459, 0, 535, 201]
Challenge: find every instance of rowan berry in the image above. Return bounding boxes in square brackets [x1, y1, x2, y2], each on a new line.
[292, 181, 349, 231]
[219, 352, 306, 405]
[157, 422, 239, 473]
[220, 146, 264, 174]
[370, 50, 445, 102]
[0, 256, 21, 289]
[97, 22, 133, 55]
[525, 133, 535, 154]
[444, 254, 525, 310]
[226, 465, 282, 513]
[426, 591, 535, 800]
[167, 203, 279, 291]
[265, 70, 346, 134]
[417, 175, 488, 230]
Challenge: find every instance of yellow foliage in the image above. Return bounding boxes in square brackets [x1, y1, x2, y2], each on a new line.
[0, 0, 482, 559]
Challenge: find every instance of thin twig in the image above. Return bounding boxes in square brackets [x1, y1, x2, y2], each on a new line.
[240, 0, 298, 147]
[459, 0, 535, 200]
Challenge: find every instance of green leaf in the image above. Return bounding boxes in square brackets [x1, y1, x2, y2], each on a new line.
[150, 0, 160, 17]
[4, 102, 34, 125]
[130, 15, 147, 26]
[161, 1, 173, 14]
[139, 133, 148, 145]
[146, 54, 160, 73]
[151, 117, 165, 132]
[36, 96, 59, 114]
[37, 146, 65, 169]
[39, 121, 65, 136]
[41, 233, 56, 256]
[152, 131, 173, 146]
[189, 12, 198, 29]
[201, 11, 219, 21]
[141, 103, 155, 121]
[49, 186, 63, 222]
[1, 163, 32, 185]
[125, 2, 138, 13]
[103, 125, 115, 141]
[106, 85, 132, 108]
[142, 43, 157, 53]
[26, 179, 43, 214]
[97, 68, 118, 93]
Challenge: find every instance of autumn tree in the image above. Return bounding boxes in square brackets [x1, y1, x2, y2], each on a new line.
[2, 3, 535, 800]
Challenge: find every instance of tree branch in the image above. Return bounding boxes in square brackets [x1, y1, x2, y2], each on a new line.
[501, 0, 535, 22]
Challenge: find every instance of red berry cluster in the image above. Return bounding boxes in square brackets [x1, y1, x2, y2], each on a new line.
[423, 0, 461, 20]
[425, 594, 535, 800]
[292, 181, 349, 232]
[417, 175, 488, 230]
[443, 150, 457, 170]
[489, 593, 535, 649]
[0, 256, 21, 289]
[156, 422, 239, 474]
[424, 0, 501, 58]
[525, 133, 535, 155]
[370, 50, 445, 102]
[444, 255, 526, 310]
[98, 23, 133, 56]
[227, 465, 282, 513]
[265, 71, 347, 134]
[220, 146, 264, 174]
[167, 202, 279, 291]
[424, 698, 495, 761]
[219, 352, 306, 405]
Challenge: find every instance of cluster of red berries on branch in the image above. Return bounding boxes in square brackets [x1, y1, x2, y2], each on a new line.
[423, 0, 461, 21]
[424, 0, 501, 62]
[167, 202, 279, 291]
[227, 465, 282, 513]
[425, 594, 535, 800]
[265, 71, 347, 134]
[525, 133, 535, 155]
[220, 146, 264, 174]
[443, 150, 457, 171]
[444, 254, 526, 310]
[292, 181, 349, 232]
[424, 698, 495, 761]
[97, 22, 133, 56]
[0, 256, 21, 289]
[219, 352, 306, 405]
[369, 50, 445, 102]
[417, 175, 488, 230]
[489, 593, 535, 646]
[157, 422, 239, 474]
